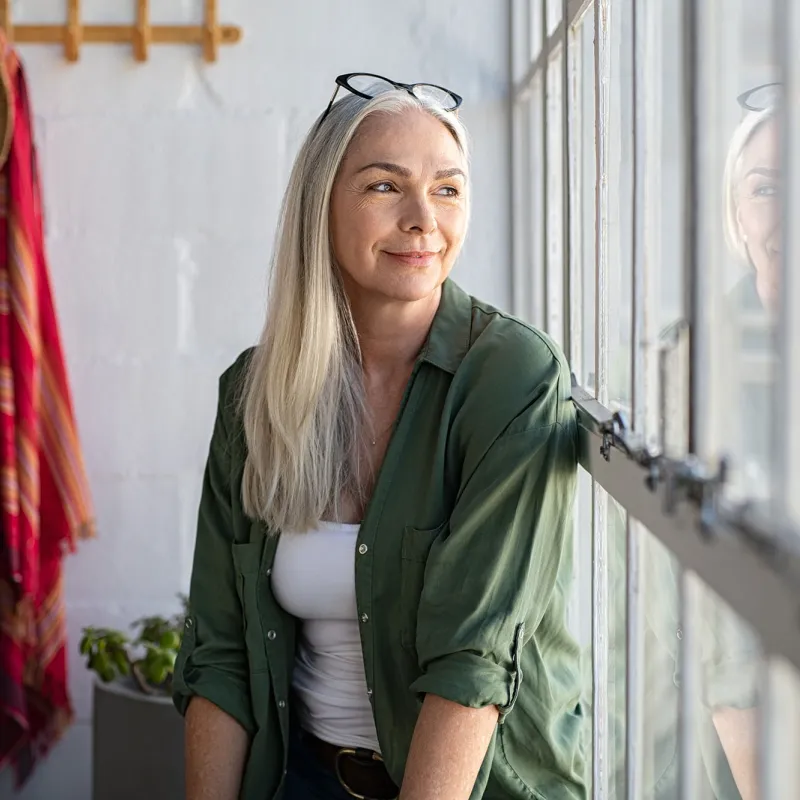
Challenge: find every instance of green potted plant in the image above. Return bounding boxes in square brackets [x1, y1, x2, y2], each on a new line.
[80, 595, 187, 800]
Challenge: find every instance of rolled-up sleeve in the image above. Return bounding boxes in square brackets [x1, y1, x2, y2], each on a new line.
[701, 598, 761, 711]
[172, 372, 256, 736]
[409, 402, 577, 721]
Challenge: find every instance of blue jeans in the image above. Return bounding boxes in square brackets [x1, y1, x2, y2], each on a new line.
[282, 722, 354, 800]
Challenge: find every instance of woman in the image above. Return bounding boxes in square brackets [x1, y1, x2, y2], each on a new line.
[173, 73, 586, 800]
[724, 94, 780, 314]
[700, 91, 782, 800]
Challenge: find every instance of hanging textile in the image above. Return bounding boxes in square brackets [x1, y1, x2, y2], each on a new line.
[0, 37, 95, 788]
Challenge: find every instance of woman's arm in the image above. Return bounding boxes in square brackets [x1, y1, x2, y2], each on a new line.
[400, 695, 498, 800]
[173, 359, 258, 796]
[713, 707, 759, 800]
[185, 697, 250, 800]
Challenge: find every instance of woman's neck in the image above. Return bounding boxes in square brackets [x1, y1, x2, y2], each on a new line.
[350, 286, 441, 378]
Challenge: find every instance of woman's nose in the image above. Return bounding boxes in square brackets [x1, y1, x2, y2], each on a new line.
[400, 195, 437, 234]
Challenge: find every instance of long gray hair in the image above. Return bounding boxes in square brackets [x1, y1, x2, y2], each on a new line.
[240, 87, 470, 533]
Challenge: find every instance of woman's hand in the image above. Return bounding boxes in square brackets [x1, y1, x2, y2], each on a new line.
[400, 694, 498, 800]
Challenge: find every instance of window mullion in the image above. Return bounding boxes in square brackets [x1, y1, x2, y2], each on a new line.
[591, 4, 611, 797]
[625, 0, 645, 796]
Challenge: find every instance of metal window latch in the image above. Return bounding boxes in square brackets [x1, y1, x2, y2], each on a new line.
[599, 411, 660, 472]
[598, 408, 728, 534]
[664, 455, 729, 535]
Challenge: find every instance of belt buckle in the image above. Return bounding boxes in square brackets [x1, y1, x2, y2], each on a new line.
[334, 746, 385, 800]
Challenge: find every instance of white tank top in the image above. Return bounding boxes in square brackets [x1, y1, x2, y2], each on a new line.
[271, 521, 380, 752]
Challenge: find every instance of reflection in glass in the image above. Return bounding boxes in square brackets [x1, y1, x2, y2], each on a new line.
[697, 0, 778, 503]
[569, 469, 593, 796]
[546, 46, 564, 348]
[596, 486, 627, 798]
[762, 658, 800, 797]
[631, 532, 764, 800]
[698, 584, 764, 800]
[640, 533, 682, 799]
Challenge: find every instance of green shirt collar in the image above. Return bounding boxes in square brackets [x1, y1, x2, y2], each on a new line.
[419, 278, 473, 375]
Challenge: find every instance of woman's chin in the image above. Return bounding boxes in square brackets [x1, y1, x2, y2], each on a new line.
[756, 269, 780, 313]
[343, 269, 445, 304]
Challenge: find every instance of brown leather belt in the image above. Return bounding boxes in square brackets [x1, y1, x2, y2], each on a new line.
[300, 729, 399, 800]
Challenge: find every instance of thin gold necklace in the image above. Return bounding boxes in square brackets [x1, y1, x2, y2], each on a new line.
[369, 418, 395, 446]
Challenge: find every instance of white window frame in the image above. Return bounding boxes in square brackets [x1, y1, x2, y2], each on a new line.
[510, 0, 800, 797]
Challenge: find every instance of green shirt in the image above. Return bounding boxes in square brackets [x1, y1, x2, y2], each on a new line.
[173, 279, 588, 799]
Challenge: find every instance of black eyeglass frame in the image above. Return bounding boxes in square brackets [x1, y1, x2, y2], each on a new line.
[319, 72, 463, 125]
[737, 82, 781, 112]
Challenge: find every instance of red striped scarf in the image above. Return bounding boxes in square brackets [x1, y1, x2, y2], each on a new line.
[0, 41, 95, 788]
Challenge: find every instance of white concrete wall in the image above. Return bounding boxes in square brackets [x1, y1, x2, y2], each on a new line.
[0, 1, 511, 798]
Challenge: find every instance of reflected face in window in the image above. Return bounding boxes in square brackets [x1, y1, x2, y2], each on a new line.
[735, 117, 781, 311]
[329, 109, 469, 304]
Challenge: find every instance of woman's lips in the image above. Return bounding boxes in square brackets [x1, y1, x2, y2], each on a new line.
[383, 250, 439, 267]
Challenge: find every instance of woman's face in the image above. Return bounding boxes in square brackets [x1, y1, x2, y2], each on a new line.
[736, 118, 781, 310]
[329, 108, 468, 304]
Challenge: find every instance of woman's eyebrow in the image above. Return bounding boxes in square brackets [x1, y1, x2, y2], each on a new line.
[353, 162, 467, 180]
[355, 161, 412, 177]
[746, 167, 780, 178]
[434, 167, 467, 180]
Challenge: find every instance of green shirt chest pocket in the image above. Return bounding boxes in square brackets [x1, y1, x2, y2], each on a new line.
[231, 541, 270, 674]
[400, 523, 446, 650]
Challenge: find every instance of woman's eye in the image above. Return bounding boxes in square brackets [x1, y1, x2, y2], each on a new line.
[436, 186, 460, 197]
[753, 184, 778, 199]
[370, 182, 395, 193]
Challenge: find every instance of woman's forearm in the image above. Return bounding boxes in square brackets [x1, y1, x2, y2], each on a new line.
[400, 694, 498, 800]
[185, 696, 250, 800]
[713, 706, 760, 800]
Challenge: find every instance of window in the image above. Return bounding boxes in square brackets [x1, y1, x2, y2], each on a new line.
[511, 0, 800, 797]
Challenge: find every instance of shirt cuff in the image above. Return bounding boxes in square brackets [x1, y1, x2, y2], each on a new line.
[408, 651, 519, 720]
[703, 657, 760, 711]
[173, 665, 257, 736]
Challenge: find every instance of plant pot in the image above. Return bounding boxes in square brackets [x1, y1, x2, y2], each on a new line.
[92, 676, 184, 800]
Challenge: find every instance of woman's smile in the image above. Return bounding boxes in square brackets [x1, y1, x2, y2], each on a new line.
[382, 250, 440, 267]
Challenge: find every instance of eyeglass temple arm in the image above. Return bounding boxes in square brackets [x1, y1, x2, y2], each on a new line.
[321, 84, 341, 121]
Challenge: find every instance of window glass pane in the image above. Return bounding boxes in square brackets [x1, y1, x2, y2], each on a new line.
[570, 468, 593, 795]
[597, 0, 633, 411]
[696, 0, 779, 503]
[530, 74, 546, 328]
[599, 486, 627, 798]
[531, 0, 544, 62]
[635, 537, 768, 800]
[512, 0, 531, 83]
[785, 6, 800, 526]
[763, 658, 800, 797]
[639, 528, 682, 798]
[512, 99, 532, 320]
[546, 0, 561, 37]
[568, 6, 596, 392]
[546, 47, 565, 347]
[637, 0, 686, 452]
[692, 581, 765, 800]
